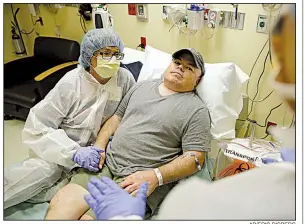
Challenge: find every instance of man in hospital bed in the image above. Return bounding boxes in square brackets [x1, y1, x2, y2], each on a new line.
[45, 48, 212, 220]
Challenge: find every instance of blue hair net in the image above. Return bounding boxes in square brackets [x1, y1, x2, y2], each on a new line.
[78, 28, 124, 68]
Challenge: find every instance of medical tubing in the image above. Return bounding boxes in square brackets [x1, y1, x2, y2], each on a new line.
[247, 51, 270, 118]
[261, 134, 269, 139]
[256, 103, 283, 127]
[268, 10, 273, 67]
[246, 39, 269, 94]
[289, 116, 295, 128]
[248, 90, 274, 103]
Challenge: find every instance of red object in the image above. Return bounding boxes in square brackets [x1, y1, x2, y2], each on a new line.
[128, 4, 136, 15]
[217, 159, 256, 179]
[266, 121, 277, 134]
[204, 9, 210, 21]
[141, 37, 146, 48]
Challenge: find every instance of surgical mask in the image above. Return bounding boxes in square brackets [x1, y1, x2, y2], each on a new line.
[93, 56, 120, 79]
[269, 66, 296, 101]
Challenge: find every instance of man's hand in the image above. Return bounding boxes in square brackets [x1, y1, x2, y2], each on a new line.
[95, 137, 112, 169]
[120, 170, 158, 197]
[98, 151, 106, 169]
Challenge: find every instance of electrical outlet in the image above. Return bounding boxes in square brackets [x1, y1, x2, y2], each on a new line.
[257, 14, 268, 33]
[266, 121, 277, 135]
[128, 4, 136, 16]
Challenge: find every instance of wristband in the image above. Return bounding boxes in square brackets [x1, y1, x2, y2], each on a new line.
[153, 168, 163, 186]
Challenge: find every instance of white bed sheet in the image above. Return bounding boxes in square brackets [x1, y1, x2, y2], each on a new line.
[122, 47, 145, 64]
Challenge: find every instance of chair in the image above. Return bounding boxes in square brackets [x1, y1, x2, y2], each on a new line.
[4, 36, 80, 120]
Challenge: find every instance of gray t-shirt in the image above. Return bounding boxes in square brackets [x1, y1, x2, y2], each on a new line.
[106, 79, 211, 176]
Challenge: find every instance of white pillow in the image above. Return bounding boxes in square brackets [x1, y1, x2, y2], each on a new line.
[196, 63, 249, 139]
[138, 45, 249, 139]
[122, 47, 145, 64]
[137, 45, 172, 82]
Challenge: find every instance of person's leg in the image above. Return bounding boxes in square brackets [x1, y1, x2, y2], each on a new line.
[79, 214, 94, 220]
[45, 183, 90, 220]
[4, 157, 62, 209]
[45, 166, 113, 220]
[79, 166, 118, 220]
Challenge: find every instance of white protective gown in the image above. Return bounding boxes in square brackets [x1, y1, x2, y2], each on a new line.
[157, 162, 295, 220]
[4, 65, 135, 209]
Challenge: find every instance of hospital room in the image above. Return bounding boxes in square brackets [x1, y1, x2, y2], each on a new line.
[3, 3, 297, 221]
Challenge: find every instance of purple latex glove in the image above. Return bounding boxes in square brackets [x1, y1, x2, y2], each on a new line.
[84, 176, 148, 220]
[72, 146, 104, 172]
[262, 148, 295, 164]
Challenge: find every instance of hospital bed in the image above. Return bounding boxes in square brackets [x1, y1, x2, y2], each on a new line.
[4, 46, 249, 220]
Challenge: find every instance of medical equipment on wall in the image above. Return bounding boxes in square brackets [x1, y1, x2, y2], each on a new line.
[166, 4, 246, 38]
[187, 5, 205, 30]
[11, 26, 25, 55]
[77, 4, 91, 33]
[166, 4, 215, 37]
[136, 4, 148, 22]
[92, 4, 114, 29]
[28, 4, 40, 17]
[162, 5, 169, 20]
[166, 4, 194, 35]
[262, 4, 282, 11]
[231, 4, 239, 20]
[207, 10, 217, 28]
[10, 5, 26, 55]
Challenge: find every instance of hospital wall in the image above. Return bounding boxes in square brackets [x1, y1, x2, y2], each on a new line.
[4, 3, 294, 138]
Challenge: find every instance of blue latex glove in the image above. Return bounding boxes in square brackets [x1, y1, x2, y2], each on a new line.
[84, 176, 148, 220]
[72, 146, 104, 172]
[262, 148, 295, 164]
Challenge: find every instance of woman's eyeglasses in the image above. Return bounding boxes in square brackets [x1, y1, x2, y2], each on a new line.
[94, 51, 124, 60]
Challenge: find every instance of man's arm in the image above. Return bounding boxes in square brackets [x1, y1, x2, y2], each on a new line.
[94, 114, 121, 150]
[158, 151, 206, 184]
[94, 82, 141, 168]
[158, 106, 211, 184]
[120, 150, 206, 196]
[94, 114, 121, 169]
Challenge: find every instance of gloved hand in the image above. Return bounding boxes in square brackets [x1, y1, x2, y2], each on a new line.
[72, 146, 104, 172]
[262, 148, 295, 164]
[84, 176, 148, 220]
